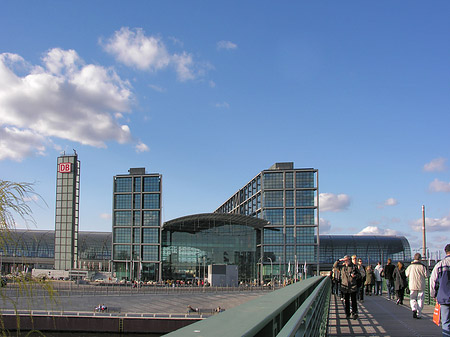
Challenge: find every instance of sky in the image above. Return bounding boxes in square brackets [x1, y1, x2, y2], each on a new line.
[1, 1, 449, 259]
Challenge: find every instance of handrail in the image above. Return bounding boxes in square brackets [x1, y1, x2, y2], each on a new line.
[163, 276, 330, 337]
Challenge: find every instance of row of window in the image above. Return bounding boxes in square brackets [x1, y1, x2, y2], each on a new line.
[114, 227, 160, 244]
[263, 190, 316, 207]
[113, 244, 159, 261]
[263, 209, 316, 226]
[263, 227, 316, 244]
[263, 245, 316, 264]
[114, 194, 160, 210]
[115, 176, 161, 193]
[114, 210, 160, 227]
[263, 171, 316, 189]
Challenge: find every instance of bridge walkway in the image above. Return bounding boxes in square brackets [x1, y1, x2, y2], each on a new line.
[327, 293, 441, 337]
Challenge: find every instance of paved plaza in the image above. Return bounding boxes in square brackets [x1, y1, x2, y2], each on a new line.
[1, 284, 268, 315]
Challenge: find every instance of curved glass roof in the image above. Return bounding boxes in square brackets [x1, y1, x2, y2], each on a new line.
[163, 213, 270, 233]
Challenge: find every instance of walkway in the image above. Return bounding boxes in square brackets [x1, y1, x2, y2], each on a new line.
[328, 294, 441, 337]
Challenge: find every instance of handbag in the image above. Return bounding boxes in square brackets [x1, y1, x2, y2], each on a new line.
[433, 303, 441, 326]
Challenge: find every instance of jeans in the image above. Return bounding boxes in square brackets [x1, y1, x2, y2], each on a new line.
[386, 279, 394, 299]
[441, 304, 450, 337]
[375, 281, 382, 295]
[409, 290, 424, 316]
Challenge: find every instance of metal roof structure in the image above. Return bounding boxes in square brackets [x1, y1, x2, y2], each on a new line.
[163, 213, 270, 233]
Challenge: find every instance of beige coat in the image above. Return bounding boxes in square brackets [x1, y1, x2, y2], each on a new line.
[405, 261, 428, 291]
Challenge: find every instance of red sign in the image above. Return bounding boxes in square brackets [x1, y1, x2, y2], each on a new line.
[58, 162, 72, 173]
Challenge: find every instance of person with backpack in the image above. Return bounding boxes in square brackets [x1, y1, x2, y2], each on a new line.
[430, 244, 450, 336]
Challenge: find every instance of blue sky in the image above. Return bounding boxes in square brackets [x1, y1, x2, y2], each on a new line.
[1, 1, 449, 258]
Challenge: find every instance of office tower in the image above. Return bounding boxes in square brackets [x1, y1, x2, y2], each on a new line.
[112, 168, 162, 282]
[215, 162, 319, 278]
[54, 152, 80, 270]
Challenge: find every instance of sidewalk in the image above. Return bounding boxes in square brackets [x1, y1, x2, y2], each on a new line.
[328, 294, 441, 337]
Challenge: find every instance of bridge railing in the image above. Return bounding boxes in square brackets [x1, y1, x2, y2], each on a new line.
[164, 276, 331, 337]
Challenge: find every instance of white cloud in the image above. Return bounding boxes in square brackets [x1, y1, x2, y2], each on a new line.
[429, 178, 450, 193]
[384, 197, 398, 206]
[102, 27, 208, 82]
[424, 157, 447, 172]
[135, 141, 149, 153]
[102, 27, 170, 71]
[0, 49, 136, 161]
[148, 84, 166, 93]
[217, 40, 238, 50]
[411, 215, 450, 232]
[319, 218, 331, 234]
[356, 226, 400, 236]
[215, 102, 230, 108]
[319, 193, 350, 212]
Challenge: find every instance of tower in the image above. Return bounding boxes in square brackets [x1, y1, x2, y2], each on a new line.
[112, 168, 162, 282]
[54, 152, 80, 270]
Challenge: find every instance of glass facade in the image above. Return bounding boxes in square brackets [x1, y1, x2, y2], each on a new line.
[215, 163, 319, 279]
[161, 214, 266, 283]
[55, 154, 80, 270]
[112, 168, 162, 282]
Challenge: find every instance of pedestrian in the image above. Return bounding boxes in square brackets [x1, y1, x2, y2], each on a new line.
[365, 265, 375, 295]
[384, 258, 395, 300]
[374, 261, 384, 295]
[340, 255, 361, 319]
[331, 261, 341, 296]
[405, 253, 428, 319]
[393, 261, 407, 305]
[430, 244, 450, 336]
[357, 258, 366, 302]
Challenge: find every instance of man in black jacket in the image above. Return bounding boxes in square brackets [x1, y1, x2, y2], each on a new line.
[340, 255, 361, 319]
[384, 258, 395, 300]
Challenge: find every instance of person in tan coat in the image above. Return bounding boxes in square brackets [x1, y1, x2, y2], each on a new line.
[405, 253, 428, 319]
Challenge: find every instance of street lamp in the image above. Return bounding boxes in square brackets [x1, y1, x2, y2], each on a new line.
[267, 257, 273, 289]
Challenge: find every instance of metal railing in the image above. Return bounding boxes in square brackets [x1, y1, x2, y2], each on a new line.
[163, 276, 331, 337]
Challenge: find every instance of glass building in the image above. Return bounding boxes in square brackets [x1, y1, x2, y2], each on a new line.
[54, 153, 80, 270]
[215, 163, 319, 278]
[0, 230, 111, 274]
[161, 213, 269, 283]
[112, 168, 162, 282]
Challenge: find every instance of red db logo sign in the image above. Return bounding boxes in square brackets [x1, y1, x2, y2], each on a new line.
[58, 163, 72, 173]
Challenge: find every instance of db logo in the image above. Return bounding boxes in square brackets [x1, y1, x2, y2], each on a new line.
[59, 163, 72, 173]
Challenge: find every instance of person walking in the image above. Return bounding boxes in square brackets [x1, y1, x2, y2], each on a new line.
[384, 258, 395, 300]
[430, 244, 450, 336]
[357, 258, 366, 302]
[365, 265, 375, 295]
[393, 261, 407, 305]
[405, 253, 428, 319]
[331, 261, 341, 296]
[340, 255, 361, 319]
[374, 262, 384, 295]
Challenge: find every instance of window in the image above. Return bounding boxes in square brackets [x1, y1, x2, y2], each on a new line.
[133, 211, 141, 226]
[263, 209, 283, 226]
[114, 211, 132, 226]
[264, 227, 284, 244]
[285, 190, 294, 207]
[114, 228, 131, 243]
[143, 228, 159, 243]
[115, 177, 132, 192]
[285, 172, 293, 188]
[143, 211, 160, 226]
[285, 209, 294, 225]
[142, 245, 159, 261]
[133, 228, 140, 243]
[263, 191, 283, 207]
[113, 245, 130, 260]
[286, 227, 295, 244]
[134, 177, 141, 192]
[114, 195, 132, 209]
[296, 227, 315, 243]
[143, 176, 160, 192]
[296, 190, 315, 207]
[133, 194, 141, 209]
[296, 172, 315, 188]
[263, 172, 283, 189]
[296, 209, 315, 225]
[143, 194, 160, 209]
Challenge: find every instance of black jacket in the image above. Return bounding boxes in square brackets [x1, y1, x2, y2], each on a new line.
[384, 263, 395, 281]
[340, 262, 361, 293]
